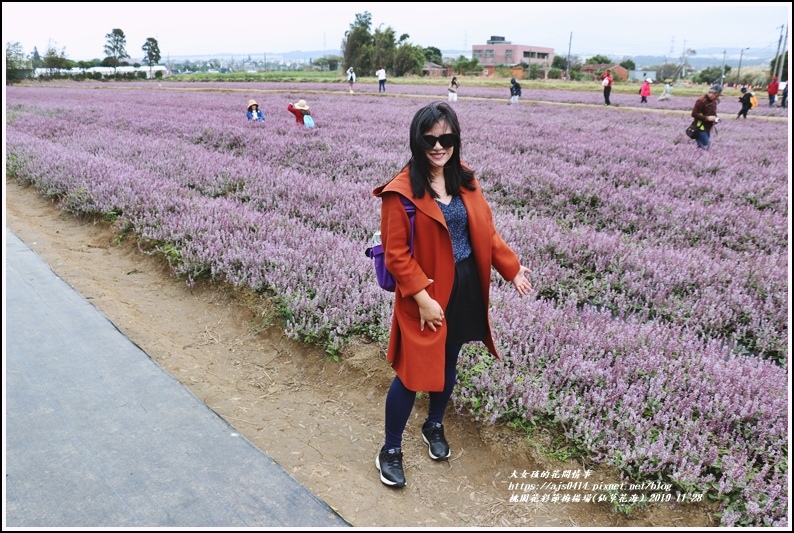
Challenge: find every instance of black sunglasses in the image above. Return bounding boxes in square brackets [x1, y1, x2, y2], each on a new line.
[422, 133, 458, 148]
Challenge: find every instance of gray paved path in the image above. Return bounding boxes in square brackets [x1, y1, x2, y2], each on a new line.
[4, 228, 350, 528]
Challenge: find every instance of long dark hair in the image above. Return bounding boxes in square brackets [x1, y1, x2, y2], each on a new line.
[406, 101, 475, 199]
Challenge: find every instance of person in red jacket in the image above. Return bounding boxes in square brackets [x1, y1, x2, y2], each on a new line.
[600, 69, 613, 105]
[371, 101, 533, 488]
[287, 99, 311, 124]
[766, 75, 779, 107]
[640, 78, 652, 104]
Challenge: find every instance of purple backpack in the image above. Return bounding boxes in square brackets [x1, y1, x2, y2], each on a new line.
[364, 196, 415, 292]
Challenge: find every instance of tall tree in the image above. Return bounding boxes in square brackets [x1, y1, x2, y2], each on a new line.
[342, 12, 374, 73]
[6, 41, 27, 80]
[104, 28, 129, 73]
[372, 25, 397, 74]
[141, 37, 161, 77]
[43, 39, 69, 73]
[29, 46, 42, 68]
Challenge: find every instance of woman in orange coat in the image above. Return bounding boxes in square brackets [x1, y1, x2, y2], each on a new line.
[371, 101, 533, 488]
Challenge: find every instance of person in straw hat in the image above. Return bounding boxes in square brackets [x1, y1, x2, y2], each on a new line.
[246, 99, 264, 121]
[287, 99, 312, 124]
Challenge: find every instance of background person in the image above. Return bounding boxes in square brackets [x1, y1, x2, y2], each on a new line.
[246, 99, 264, 122]
[287, 99, 312, 125]
[509, 77, 522, 104]
[347, 67, 357, 93]
[690, 83, 721, 149]
[376, 66, 387, 93]
[737, 87, 753, 119]
[658, 81, 673, 101]
[448, 76, 459, 102]
[640, 78, 652, 104]
[371, 101, 533, 488]
[600, 69, 613, 105]
[765, 75, 779, 106]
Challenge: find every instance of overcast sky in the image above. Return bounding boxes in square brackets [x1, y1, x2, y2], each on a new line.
[3, 2, 790, 61]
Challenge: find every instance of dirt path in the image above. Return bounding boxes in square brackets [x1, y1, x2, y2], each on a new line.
[4, 178, 717, 527]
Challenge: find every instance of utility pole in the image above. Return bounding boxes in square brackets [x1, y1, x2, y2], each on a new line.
[772, 24, 784, 77]
[566, 32, 572, 81]
[720, 49, 726, 86]
[736, 47, 749, 86]
[678, 40, 687, 83]
[775, 24, 787, 81]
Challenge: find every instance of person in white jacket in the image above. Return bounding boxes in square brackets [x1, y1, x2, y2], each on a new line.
[347, 67, 356, 93]
[376, 66, 387, 93]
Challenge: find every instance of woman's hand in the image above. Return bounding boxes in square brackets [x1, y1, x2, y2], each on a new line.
[413, 287, 444, 332]
[511, 265, 533, 296]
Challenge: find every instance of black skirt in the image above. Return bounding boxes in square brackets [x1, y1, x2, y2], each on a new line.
[445, 254, 488, 345]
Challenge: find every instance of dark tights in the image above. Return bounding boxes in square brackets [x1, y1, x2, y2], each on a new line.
[382, 343, 462, 450]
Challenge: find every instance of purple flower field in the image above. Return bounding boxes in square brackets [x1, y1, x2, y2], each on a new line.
[5, 83, 788, 527]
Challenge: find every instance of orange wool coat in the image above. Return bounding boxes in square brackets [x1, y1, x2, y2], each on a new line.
[373, 166, 522, 392]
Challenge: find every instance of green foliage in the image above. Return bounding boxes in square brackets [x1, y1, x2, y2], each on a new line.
[423, 46, 442, 65]
[393, 43, 424, 77]
[43, 39, 69, 71]
[551, 55, 567, 70]
[373, 26, 398, 72]
[619, 59, 636, 71]
[452, 55, 480, 75]
[586, 54, 612, 65]
[343, 11, 374, 72]
[694, 65, 731, 84]
[769, 50, 788, 80]
[6, 41, 27, 71]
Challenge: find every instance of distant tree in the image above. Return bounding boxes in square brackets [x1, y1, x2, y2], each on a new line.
[586, 54, 612, 65]
[327, 55, 342, 71]
[6, 41, 28, 81]
[372, 25, 397, 73]
[104, 28, 129, 73]
[43, 39, 69, 73]
[528, 63, 542, 80]
[619, 59, 636, 71]
[652, 63, 679, 81]
[393, 42, 424, 76]
[314, 57, 330, 70]
[141, 37, 161, 77]
[29, 46, 42, 68]
[452, 55, 480, 75]
[423, 46, 442, 65]
[694, 65, 730, 84]
[551, 55, 567, 70]
[770, 50, 788, 80]
[342, 12, 374, 73]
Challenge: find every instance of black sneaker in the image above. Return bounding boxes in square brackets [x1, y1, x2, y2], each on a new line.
[376, 447, 406, 487]
[422, 422, 451, 460]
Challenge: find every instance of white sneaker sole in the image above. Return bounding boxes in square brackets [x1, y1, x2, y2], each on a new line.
[422, 434, 451, 460]
[375, 455, 406, 486]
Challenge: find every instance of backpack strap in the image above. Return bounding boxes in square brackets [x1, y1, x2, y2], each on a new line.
[400, 196, 416, 254]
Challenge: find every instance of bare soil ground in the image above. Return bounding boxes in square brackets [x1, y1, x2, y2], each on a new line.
[5, 178, 718, 527]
